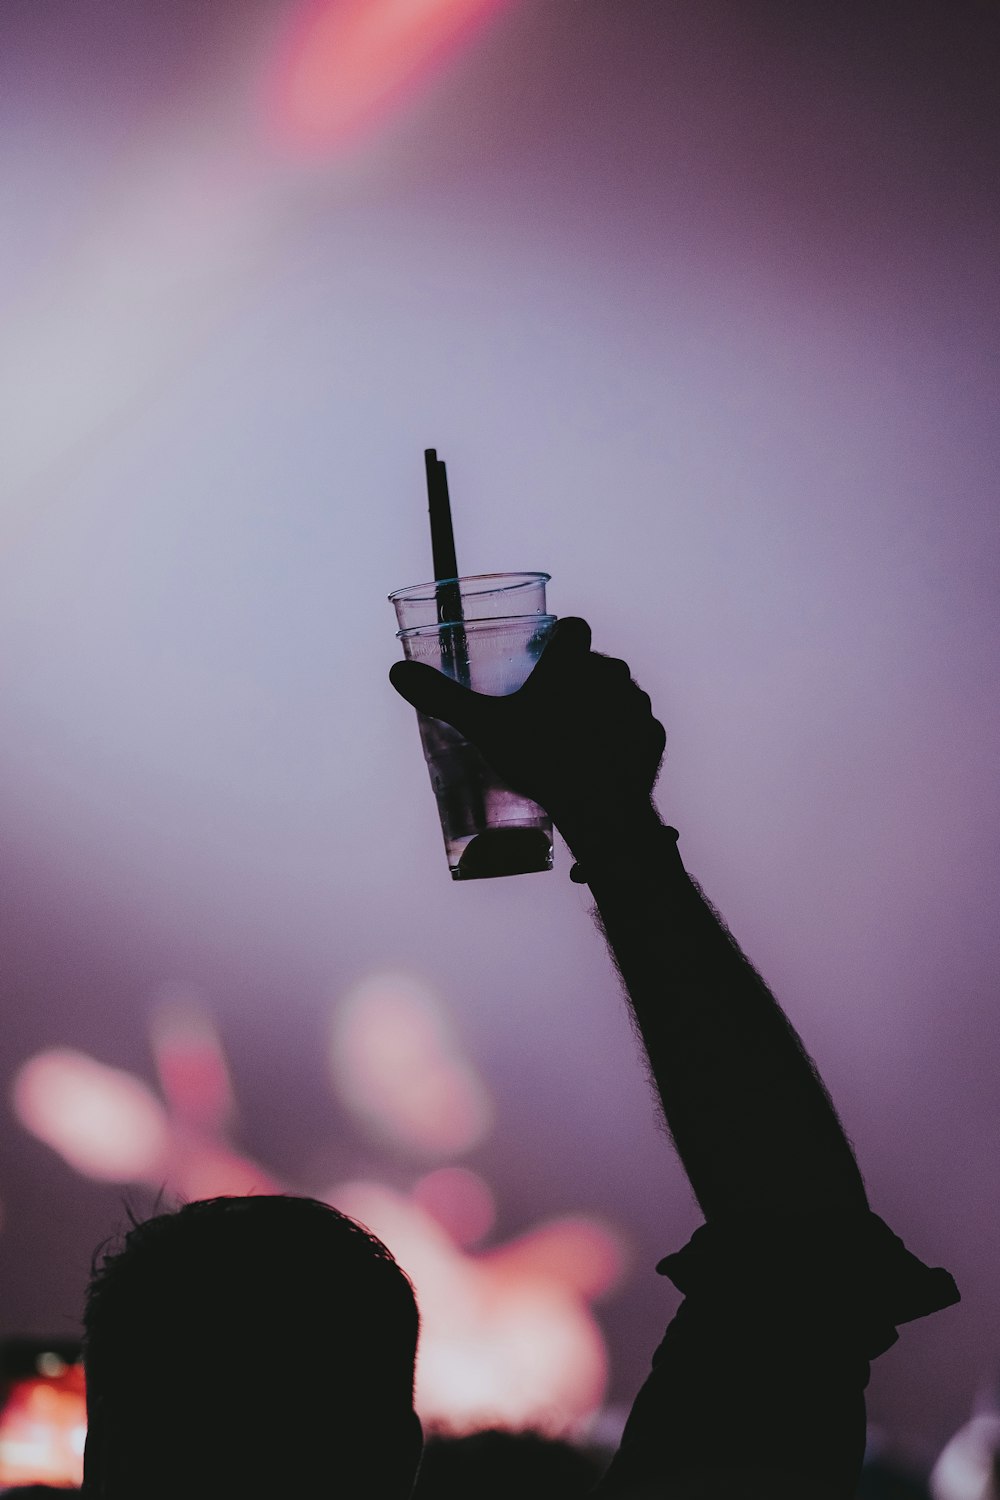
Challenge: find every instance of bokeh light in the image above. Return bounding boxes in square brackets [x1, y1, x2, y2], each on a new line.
[930, 1413, 1000, 1500]
[0, 1364, 87, 1489]
[12, 1050, 170, 1183]
[269, 0, 512, 151]
[150, 990, 236, 1133]
[412, 1165, 497, 1248]
[9, 986, 625, 1438]
[329, 971, 493, 1157]
[328, 1179, 621, 1433]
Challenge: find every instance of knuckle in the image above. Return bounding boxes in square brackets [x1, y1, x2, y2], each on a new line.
[595, 654, 631, 678]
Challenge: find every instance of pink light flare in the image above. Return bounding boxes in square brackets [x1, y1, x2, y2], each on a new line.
[412, 1165, 497, 1248]
[328, 1179, 626, 1435]
[149, 989, 235, 1134]
[329, 971, 493, 1158]
[147, 990, 283, 1198]
[12, 1035, 281, 1201]
[11, 996, 630, 1434]
[268, 0, 514, 153]
[482, 1214, 629, 1304]
[163, 1135, 285, 1203]
[930, 1412, 1000, 1500]
[11, 1049, 171, 1183]
[0, 1364, 87, 1489]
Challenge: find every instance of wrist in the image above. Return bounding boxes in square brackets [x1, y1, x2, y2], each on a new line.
[571, 823, 684, 889]
[554, 797, 676, 874]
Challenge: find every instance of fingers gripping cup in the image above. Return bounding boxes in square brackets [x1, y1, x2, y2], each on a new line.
[390, 573, 556, 880]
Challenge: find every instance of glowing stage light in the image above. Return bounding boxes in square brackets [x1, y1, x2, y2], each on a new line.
[330, 971, 493, 1156]
[13, 988, 628, 1434]
[150, 990, 235, 1133]
[7, 984, 629, 1428]
[11, 1049, 170, 1182]
[269, 0, 513, 152]
[483, 1214, 628, 1303]
[930, 1412, 1000, 1500]
[0, 1363, 87, 1488]
[328, 1179, 624, 1434]
[12, 1035, 282, 1199]
[165, 1137, 285, 1202]
[412, 1165, 497, 1247]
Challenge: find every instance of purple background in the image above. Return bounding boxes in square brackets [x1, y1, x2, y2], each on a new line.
[1, 0, 998, 1468]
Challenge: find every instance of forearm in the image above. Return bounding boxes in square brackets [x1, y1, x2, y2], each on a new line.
[558, 799, 868, 1222]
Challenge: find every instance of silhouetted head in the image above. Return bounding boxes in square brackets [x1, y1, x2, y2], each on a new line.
[82, 1194, 421, 1499]
[412, 1428, 607, 1498]
[1, 1489, 80, 1497]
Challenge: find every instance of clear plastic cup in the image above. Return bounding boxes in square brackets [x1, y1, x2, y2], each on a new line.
[390, 573, 555, 880]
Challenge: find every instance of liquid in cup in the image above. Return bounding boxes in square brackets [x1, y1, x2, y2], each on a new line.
[390, 574, 555, 880]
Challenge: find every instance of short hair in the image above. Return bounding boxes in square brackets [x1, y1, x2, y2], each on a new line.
[82, 1195, 419, 1494]
[414, 1429, 607, 1498]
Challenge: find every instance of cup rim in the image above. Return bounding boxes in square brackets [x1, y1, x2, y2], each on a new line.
[396, 612, 556, 639]
[388, 571, 550, 604]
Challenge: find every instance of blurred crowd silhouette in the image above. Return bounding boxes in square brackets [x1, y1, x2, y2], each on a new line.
[6, 1419, 1000, 1499]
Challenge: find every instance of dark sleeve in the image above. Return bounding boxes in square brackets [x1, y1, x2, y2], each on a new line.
[592, 1211, 959, 1500]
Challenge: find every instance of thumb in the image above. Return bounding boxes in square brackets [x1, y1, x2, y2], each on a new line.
[524, 615, 592, 688]
[389, 659, 484, 734]
[547, 616, 592, 657]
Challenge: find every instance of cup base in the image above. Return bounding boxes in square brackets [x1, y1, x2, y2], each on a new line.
[449, 826, 554, 881]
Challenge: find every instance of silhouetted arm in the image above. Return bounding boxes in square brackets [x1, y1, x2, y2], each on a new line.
[391, 616, 958, 1498]
[557, 795, 868, 1222]
[393, 616, 865, 1221]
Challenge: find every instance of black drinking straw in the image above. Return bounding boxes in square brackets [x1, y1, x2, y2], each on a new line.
[425, 449, 470, 687]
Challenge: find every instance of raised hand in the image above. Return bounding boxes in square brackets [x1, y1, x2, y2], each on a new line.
[389, 617, 666, 829]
